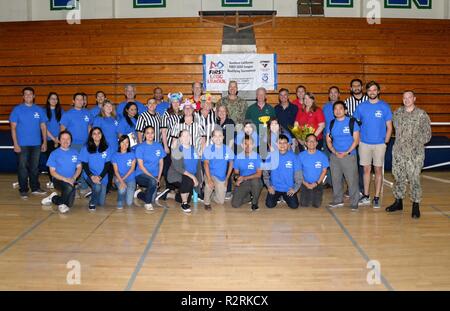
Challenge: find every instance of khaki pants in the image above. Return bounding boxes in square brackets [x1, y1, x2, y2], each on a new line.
[204, 176, 227, 205]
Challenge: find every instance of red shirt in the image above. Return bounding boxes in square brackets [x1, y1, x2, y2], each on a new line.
[295, 106, 326, 140]
[292, 98, 303, 110]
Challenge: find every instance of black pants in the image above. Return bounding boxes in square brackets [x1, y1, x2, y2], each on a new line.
[172, 175, 194, 203]
[163, 153, 176, 190]
[266, 191, 299, 209]
[52, 179, 76, 207]
[17, 146, 41, 193]
[300, 184, 323, 208]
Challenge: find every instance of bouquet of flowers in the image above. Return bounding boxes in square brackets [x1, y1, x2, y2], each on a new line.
[289, 123, 316, 142]
[201, 93, 220, 105]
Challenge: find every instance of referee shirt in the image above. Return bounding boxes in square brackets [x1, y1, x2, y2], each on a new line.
[135, 111, 162, 142]
[344, 94, 369, 116]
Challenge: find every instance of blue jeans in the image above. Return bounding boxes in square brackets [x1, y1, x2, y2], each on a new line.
[266, 191, 299, 209]
[71, 143, 89, 190]
[114, 178, 136, 207]
[86, 178, 107, 206]
[17, 145, 41, 193]
[135, 174, 158, 204]
[53, 178, 76, 207]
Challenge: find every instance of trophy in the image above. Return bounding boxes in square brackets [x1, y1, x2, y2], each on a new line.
[258, 115, 271, 127]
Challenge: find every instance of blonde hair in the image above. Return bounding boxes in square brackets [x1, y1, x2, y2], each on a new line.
[100, 100, 116, 118]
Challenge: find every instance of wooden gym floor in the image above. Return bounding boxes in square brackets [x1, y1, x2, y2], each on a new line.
[0, 172, 448, 291]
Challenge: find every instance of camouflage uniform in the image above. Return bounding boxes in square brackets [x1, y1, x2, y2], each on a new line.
[392, 106, 431, 203]
[217, 96, 248, 126]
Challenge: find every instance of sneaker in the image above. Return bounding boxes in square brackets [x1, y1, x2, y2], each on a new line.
[79, 188, 90, 196]
[12, 182, 19, 189]
[134, 189, 142, 199]
[41, 192, 58, 206]
[58, 204, 70, 214]
[373, 197, 380, 209]
[117, 205, 124, 210]
[156, 188, 170, 201]
[351, 205, 359, 211]
[359, 195, 371, 206]
[225, 192, 232, 200]
[277, 197, 286, 204]
[181, 203, 191, 213]
[251, 204, 259, 211]
[84, 191, 92, 198]
[31, 189, 47, 196]
[144, 203, 154, 211]
[344, 191, 350, 198]
[204, 204, 212, 211]
[88, 204, 96, 212]
[328, 202, 344, 208]
[46, 182, 54, 189]
[20, 192, 29, 199]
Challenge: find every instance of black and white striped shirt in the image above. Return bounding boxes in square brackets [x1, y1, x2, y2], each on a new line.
[344, 94, 369, 116]
[196, 110, 216, 146]
[135, 111, 162, 142]
[161, 111, 182, 149]
[170, 116, 206, 155]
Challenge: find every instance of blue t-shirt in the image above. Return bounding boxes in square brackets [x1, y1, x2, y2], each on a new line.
[156, 101, 170, 116]
[353, 100, 392, 145]
[135, 142, 166, 177]
[93, 116, 119, 151]
[46, 108, 64, 141]
[322, 102, 335, 135]
[117, 101, 146, 120]
[233, 152, 261, 177]
[181, 145, 200, 175]
[79, 146, 113, 185]
[9, 103, 48, 147]
[298, 150, 329, 184]
[117, 117, 137, 136]
[330, 117, 360, 155]
[46, 148, 80, 179]
[202, 144, 235, 181]
[111, 151, 136, 182]
[89, 106, 101, 119]
[60, 108, 92, 145]
[266, 150, 300, 192]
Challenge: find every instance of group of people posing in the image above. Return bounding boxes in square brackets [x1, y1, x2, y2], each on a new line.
[9, 79, 431, 218]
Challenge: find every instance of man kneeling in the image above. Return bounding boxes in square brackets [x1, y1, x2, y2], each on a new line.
[231, 135, 262, 211]
[202, 128, 234, 210]
[263, 134, 302, 209]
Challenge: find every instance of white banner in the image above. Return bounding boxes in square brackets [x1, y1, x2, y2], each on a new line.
[203, 53, 277, 92]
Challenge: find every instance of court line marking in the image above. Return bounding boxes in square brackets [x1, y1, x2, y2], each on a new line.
[0, 212, 54, 256]
[82, 209, 116, 243]
[124, 208, 169, 291]
[430, 206, 450, 219]
[325, 207, 395, 291]
[422, 175, 450, 184]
